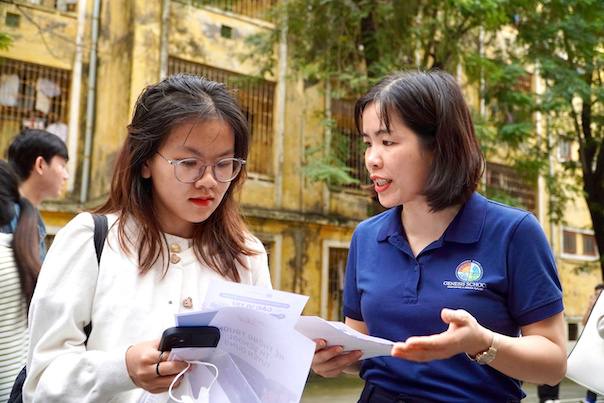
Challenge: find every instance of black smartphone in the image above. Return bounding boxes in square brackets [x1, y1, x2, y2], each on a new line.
[158, 326, 221, 351]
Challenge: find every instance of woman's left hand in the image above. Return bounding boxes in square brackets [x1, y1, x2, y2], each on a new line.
[390, 308, 492, 362]
[125, 339, 190, 394]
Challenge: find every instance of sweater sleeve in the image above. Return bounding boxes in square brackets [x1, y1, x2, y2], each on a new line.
[24, 213, 136, 402]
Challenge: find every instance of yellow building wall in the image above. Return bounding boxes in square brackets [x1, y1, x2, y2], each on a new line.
[8, 1, 597, 323]
[0, 3, 77, 153]
[0, 4, 77, 70]
[86, 0, 136, 201]
[1, 1, 371, 319]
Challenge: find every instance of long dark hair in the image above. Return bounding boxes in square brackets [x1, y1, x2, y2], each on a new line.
[95, 74, 255, 281]
[355, 69, 484, 211]
[0, 160, 41, 309]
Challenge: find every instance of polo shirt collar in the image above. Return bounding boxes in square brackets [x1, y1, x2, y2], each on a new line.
[377, 206, 404, 242]
[443, 192, 486, 244]
[376, 192, 486, 244]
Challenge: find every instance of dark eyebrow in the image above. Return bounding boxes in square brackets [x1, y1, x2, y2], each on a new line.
[361, 129, 390, 138]
[175, 145, 235, 159]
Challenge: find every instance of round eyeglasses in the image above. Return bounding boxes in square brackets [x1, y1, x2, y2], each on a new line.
[157, 152, 245, 183]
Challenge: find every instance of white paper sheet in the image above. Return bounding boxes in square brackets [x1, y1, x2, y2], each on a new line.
[177, 280, 309, 328]
[169, 307, 315, 403]
[295, 316, 394, 359]
[151, 282, 316, 403]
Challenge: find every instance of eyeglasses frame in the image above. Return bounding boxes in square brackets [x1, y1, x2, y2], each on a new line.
[156, 152, 246, 183]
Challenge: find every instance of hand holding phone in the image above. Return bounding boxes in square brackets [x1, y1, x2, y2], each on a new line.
[159, 326, 221, 351]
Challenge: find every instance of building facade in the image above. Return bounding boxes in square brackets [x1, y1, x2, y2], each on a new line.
[0, 0, 600, 344]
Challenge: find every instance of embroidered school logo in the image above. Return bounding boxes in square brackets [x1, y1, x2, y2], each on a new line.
[442, 260, 487, 291]
[455, 260, 483, 282]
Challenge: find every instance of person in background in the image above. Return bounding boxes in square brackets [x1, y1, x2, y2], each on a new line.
[582, 284, 604, 403]
[0, 160, 42, 401]
[1, 129, 69, 261]
[538, 383, 560, 403]
[23, 74, 272, 402]
[311, 69, 567, 402]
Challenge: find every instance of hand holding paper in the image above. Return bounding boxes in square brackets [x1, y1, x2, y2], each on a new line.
[160, 281, 315, 403]
[295, 316, 394, 359]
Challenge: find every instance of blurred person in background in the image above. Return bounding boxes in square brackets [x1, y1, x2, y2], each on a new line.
[1, 129, 69, 261]
[0, 160, 42, 400]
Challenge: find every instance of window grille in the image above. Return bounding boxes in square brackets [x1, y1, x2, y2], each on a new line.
[168, 57, 275, 177]
[512, 73, 533, 93]
[485, 162, 536, 211]
[558, 139, 571, 162]
[332, 98, 369, 189]
[18, 0, 76, 10]
[327, 247, 348, 322]
[561, 227, 599, 260]
[197, 0, 277, 21]
[563, 231, 577, 254]
[0, 58, 71, 151]
[583, 234, 596, 256]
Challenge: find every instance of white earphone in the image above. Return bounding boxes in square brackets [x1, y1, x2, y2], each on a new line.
[168, 361, 218, 403]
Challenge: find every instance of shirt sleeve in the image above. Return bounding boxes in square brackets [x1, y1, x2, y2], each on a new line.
[24, 213, 135, 402]
[507, 213, 564, 326]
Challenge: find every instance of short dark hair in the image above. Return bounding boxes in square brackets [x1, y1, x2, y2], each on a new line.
[8, 129, 69, 181]
[596, 284, 604, 291]
[355, 69, 484, 212]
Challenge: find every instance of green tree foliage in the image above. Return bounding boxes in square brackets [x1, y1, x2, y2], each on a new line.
[0, 33, 13, 51]
[512, 0, 604, 277]
[246, 0, 604, 276]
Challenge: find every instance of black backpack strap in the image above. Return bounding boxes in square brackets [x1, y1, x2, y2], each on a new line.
[84, 214, 107, 339]
[91, 214, 108, 264]
[7, 366, 26, 403]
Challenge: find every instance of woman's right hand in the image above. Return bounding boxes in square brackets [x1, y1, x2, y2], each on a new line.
[311, 339, 362, 378]
[125, 339, 190, 394]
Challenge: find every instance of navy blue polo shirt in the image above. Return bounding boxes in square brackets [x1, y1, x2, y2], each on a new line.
[343, 192, 563, 402]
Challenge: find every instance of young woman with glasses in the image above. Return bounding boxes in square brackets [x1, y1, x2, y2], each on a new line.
[23, 74, 272, 402]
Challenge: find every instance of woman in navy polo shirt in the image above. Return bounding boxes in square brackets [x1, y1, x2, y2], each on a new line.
[311, 70, 566, 402]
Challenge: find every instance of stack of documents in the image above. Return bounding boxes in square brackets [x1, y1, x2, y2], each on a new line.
[167, 281, 314, 403]
[145, 281, 394, 403]
[294, 316, 394, 359]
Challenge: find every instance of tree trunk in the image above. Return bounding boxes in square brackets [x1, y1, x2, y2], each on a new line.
[580, 102, 604, 280]
[356, 1, 379, 75]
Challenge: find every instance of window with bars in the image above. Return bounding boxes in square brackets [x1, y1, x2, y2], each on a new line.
[19, 0, 77, 11]
[583, 234, 596, 256]
[332, 98, 369, 189]
[197, 0, 276, 21]
[558, 139, 571, 162]
[562, 228, 599, 260]
[563, 231, 577, 254]
[0, 58, 71, 151]
[485, 162, 536, 211]
[512, 73, 533, 93]
[168, 57, 275, 177]
[327, 247, 348, 322]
